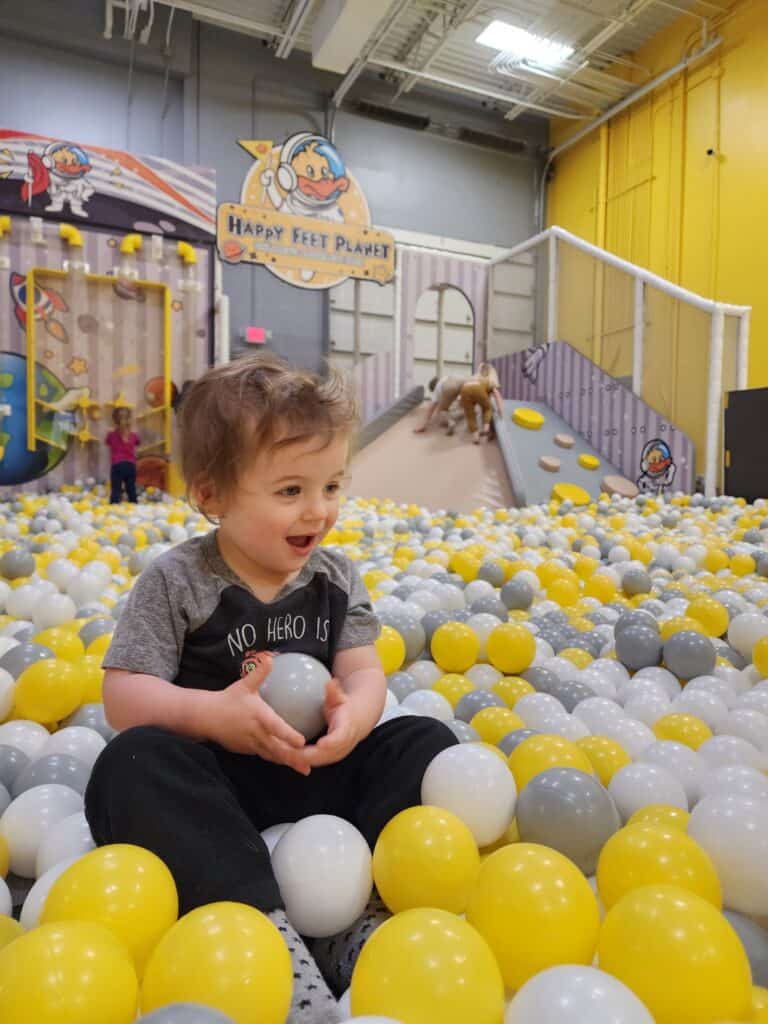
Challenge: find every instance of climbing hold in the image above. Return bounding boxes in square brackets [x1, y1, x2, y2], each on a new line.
[602, 474, 639, 499]
[578, 454, 600, 471]
[512, 408, 545, 430]
[552, 482, 591, 506]
[554, 433, 575, 449]
[539, 456, 561, 473]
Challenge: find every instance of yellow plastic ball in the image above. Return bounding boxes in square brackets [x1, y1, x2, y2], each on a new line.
[598, 885, 752, 1024]
[42, 844, 178, 976]
[32, 628, 85, 662]
[14, 659, 85, 723]
[584, 574, 617, 602]
[470, 707, 525, 746]
[486, 623, 536, 675]
[0, 916, 22, 952]
[433, 674, 474, 708]
[731, 553, 756, 577]
[753, 636, 768, 678]
[686, 596, 729, 638]
[375, 626, 406, 675]
[492, 676, 534, 708]
[703, 548, 729, 573]
[350, 908, 504, 1024]
[627, 804, 691, 831]
[559, 647, 593, 669]
[0, 921, 138, 1024]
[576, 736, 631, 786]
[508, 734, 594, 792]
[372, 806, 480, 914]
[141, 902, 292, 1024]
[431, 623, 480, 673]
[79, 655, 106, 704]
[466, 843, 600, 991]
[547, 577, 580, 607]
[86, 633, 113, 659]
[653, 713, 713, 750]
[0, 835, 8, 878]
[597, 825, 722, 911]
[659, 616, 706, 642]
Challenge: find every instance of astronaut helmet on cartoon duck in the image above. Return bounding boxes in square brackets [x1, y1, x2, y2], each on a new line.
[261, 133, 349, 222]
[637, 437, 676, 494]
[22, 141, 94, 216]
[43, 142, 92, 179]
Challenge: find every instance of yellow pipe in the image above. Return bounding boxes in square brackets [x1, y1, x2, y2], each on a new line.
[26, 270, 36, 452]
[59, 223, 83, 248]
[177, 241, 197, 265]
[120, 233, 143, 255]
[0, 216, 10, 239]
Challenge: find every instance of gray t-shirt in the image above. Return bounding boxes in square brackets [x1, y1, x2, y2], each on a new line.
[104, 531, 380, 690]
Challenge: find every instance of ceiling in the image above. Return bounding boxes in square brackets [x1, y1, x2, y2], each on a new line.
[135, 0, 724, 125]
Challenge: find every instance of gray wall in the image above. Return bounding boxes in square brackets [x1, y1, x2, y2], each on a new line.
[0, 1, 546, 370]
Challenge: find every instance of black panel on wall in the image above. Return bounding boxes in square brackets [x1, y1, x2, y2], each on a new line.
[724, 388, 768, 501]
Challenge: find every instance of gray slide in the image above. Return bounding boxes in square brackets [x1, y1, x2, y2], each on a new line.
[495, 398, 624, 506]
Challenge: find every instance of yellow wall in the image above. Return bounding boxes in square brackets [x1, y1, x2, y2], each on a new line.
[547, 0, 768, 475]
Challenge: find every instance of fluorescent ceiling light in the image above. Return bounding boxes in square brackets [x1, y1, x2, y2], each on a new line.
[476, 19, 574, 66]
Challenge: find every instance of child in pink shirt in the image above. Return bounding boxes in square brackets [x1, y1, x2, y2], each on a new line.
[105, 408, 139, 503]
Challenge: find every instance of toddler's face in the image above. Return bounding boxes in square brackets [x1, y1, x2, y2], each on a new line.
[215, 431, 349, 577]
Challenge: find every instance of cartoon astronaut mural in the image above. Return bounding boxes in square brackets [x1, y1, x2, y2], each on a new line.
[21, 141, 94, 217]
[637, 438, 676, 495]
[259, 132, 350, 224]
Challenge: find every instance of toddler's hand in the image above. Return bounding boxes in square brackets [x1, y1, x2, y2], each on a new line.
[304, 679, 365, 768]
[209, 652, 310, 774]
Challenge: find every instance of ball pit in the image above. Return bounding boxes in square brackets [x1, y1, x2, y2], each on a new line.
[0, 486, 767, 1021]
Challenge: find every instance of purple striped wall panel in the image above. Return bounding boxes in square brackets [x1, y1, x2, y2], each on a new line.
[350, 350, 395, 426]
[492, 341, 695, 493]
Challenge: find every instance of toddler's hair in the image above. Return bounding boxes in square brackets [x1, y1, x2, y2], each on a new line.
[428, 376, 439, 393]
[179, 352, 358, 498]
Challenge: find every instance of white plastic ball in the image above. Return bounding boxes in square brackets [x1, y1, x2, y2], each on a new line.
[608, 762, 688, 821]
[401, 689, 453, 722]
[35, 810, 95, 878]
[0, 784, 83, 877]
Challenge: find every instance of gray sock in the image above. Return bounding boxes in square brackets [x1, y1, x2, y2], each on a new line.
[310, 894, 392, 998]
[269, 909, 341, 1024]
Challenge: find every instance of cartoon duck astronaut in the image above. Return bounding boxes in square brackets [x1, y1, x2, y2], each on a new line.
[637, 438, 676, 495]
[21, 141, 94, 217]
[260, 132, 349, 224]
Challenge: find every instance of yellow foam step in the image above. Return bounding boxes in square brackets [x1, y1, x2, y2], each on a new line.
[512, 407, 545, 430]
[552, 482, 591, 506]
[578, 453, 600, 470]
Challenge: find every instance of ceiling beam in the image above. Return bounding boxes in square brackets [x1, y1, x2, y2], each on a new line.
[275, 0, 316, 59]
[392, 0, 485, 102]
[330, 0, 414, 107]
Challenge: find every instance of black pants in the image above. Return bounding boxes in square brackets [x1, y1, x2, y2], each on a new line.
[84, 717, 456, 915]
[110, 461, 137, 503]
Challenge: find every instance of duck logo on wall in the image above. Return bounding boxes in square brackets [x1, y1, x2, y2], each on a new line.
[637, 438, 676, 495]
[217, 134, 395, 289]
[21, 141, 94, 218]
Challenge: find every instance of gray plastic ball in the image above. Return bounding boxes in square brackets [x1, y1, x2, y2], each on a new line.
[0, 642, 55, 679]
[663, 630, 716, 680]
[498, 728, 540, 756]
[63, 703, 117, 742]
[78, 617, 115, 649]
[387, 672, 420, 703]
[12, 753, 91, 798]
[501, 578, 534, 611]
[615, 610, 659, 635]
[446, 720, 481, 743]
[521, 667, 560, 693]
[454, 689, 506, 723]
[469, 596, 508, 621]
[0, 549, 35, 580]
[623, 569, 652, 597]
[138, 1005, 236, 1024]
[378, 611, 425, 663]
[516, 767, 621, 875]
[477, 561, 505, 587]
[259, 653, 331, 740]
[548, 679, 597, 713]
[0, 745, 29, 789]
[615, 624, 663, 670]
[421, 610, 452, 643]
[723, 911, 768, 985]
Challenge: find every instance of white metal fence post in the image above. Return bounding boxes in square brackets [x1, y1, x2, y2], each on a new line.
[736, 309, 751, 391]
[547, 231, 558, 344]
[705, 307, 726, 497]
[632, 277, 645, 397]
